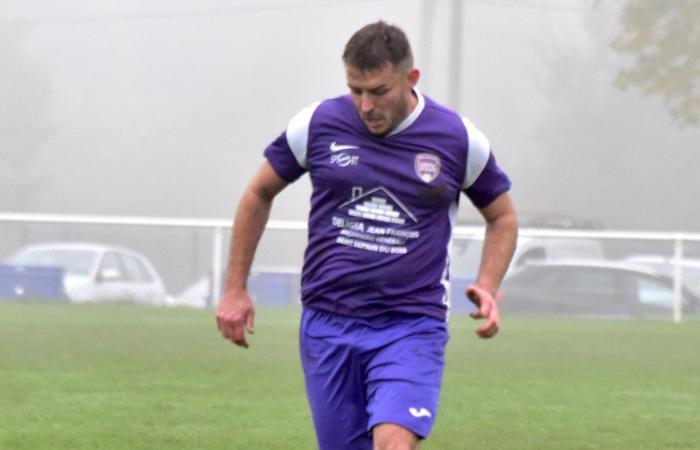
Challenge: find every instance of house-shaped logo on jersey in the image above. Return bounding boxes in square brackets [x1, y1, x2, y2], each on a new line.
[338, 187, 418, 225]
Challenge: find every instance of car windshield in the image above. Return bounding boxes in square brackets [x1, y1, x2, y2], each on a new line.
[8, 248, 97, 276]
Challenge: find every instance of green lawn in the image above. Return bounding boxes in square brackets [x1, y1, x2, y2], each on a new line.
[1, 302, 698, 450]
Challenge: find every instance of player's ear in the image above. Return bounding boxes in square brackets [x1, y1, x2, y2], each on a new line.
[407, 68, 420, 88]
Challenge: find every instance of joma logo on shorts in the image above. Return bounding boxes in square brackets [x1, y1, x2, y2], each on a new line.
[409, 407, 432, 418]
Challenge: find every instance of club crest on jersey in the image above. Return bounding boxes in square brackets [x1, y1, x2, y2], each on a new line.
[414, 153, 441, 183]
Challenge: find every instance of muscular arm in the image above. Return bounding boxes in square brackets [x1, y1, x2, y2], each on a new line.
[216, 161, 289, 348]
[475, 192, 518, 296]
[468, 192, 518, 338]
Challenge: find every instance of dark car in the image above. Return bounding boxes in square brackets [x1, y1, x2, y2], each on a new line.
[500, 259, 700, 317]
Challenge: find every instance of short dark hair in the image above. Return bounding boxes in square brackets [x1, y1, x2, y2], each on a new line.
[342, 21, 413, 71]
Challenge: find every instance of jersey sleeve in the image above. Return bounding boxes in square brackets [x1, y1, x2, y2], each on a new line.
[460, 117, 512, 208]
[263, 132, 305, 182]
[263, 101, 320, 183]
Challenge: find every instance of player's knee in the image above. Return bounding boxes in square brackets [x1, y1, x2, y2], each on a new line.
[376, 443, 418, 450]
[374, 439, 419, 450]
[373, 423, 420, 450]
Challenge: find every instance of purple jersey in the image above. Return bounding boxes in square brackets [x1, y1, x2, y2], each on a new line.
[264, 91, 511, 321]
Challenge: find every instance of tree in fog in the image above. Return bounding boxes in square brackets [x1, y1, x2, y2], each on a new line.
[531, 2, 700, 231]
[612, 0, 700, 128]
[0, 25, 52, 210]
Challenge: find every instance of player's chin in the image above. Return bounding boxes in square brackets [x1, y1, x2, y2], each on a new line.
[364, 119, 388, 135]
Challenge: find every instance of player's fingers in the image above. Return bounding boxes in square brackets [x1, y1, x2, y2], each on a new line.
[476, 319, 499, 338]
[467, 285, 493, 319]
[245, 309, 255, 334]
[216, 314, 233, 340]
[480, 297, 492, 317]
[231, 321, 249, 348]
[216, 312, 248, 348]
[469, 296, 492, 320]
[216, 313, 234, 340]
[476, 308, 500, 339]
[215, 314, 224, 334]
[468, 292, 484, 319]
[466, 286, 479, 306]
[476, 320, 496, 338]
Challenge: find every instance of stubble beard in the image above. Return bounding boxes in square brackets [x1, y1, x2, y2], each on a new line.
[370, 94, 409, 137]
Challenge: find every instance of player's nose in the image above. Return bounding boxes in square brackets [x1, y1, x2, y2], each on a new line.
[360, 94, 374, 113]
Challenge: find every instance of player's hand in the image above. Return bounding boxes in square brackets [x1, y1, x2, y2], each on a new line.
[216, 289, 255, 348]
[467, 284, 500, 339]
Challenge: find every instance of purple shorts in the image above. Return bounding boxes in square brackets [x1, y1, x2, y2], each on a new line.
[299, 307, 449, 450]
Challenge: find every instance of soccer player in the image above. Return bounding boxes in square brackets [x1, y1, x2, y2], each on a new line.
[216, 21, 518, 450]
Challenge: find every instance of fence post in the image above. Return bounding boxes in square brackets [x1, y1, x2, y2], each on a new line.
[210, 226, 224, 309]
[672, 235, 683, 324]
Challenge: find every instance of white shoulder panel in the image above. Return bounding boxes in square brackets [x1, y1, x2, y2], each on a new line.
[285, 101, 321, 169]
[461, 117, 491, 189]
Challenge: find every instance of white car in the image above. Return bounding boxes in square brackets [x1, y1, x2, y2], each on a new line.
[7, 242, 169, 304]
[174, 277, 210, 309]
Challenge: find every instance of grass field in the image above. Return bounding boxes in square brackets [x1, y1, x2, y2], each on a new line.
[1, 301, 699, 450]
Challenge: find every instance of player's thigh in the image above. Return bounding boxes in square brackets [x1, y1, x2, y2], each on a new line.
[365, 320, 448, 440]
[299, 307, 372, 450]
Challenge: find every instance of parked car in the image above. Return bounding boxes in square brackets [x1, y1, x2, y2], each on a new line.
[452, 236, 605, 276]
[6, 242, 169, 304]
[624, 255, 700, 299]
[174, 277, 210, 309]
[499, 259, 700, 317]
[449, 236, 605, 313]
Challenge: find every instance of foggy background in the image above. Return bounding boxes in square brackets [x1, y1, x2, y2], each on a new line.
[2, 0, 698, 230]
[2, 0, 699, 295]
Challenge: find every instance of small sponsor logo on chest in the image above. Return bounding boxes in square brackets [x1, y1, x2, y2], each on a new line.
[330, 153, 359, 167]
[414, 153, 441, 183]
[329, 141, 360, 167]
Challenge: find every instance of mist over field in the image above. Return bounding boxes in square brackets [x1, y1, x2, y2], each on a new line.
[1, 0, 698, 231]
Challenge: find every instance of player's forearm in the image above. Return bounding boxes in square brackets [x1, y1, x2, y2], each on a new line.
[224, 187, 275, 295]
[476, 210, 518, 296]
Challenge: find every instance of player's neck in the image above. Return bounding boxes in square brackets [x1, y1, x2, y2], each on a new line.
[384, 89, 419, 136]
[384, 90, 418, 136]
[405, 89, 418, 119]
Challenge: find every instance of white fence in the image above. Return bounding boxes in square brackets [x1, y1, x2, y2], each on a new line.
[1, 211, 699, 322]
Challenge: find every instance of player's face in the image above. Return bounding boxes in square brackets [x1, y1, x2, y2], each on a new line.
[346, 63, 420, 136]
